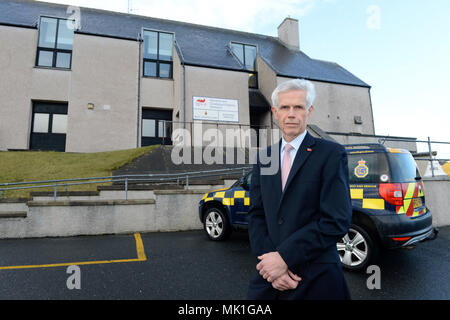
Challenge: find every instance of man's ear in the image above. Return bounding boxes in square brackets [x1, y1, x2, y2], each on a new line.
[271, 106, 278, 120]
[307, 105, 314, 119]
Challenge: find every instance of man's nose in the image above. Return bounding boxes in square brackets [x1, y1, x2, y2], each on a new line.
[287, 107, 296, 117]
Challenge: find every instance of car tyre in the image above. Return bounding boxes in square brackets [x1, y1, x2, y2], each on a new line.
[337, 224, 378, 271]
[203, 207, 231, 241]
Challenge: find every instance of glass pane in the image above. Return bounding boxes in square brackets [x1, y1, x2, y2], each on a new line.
[37, 50, 54, 67]
[244, 45, 257, 71]
[231, 43, 244, 64]
[38, 17, 57, 48]
[158, 120, 165, 138]
[52, 114, 67, 134]
[159, 32, 173, 61]
[142, 119, 156, 137]
[143, 31, 158, 60]
[144, 61, 157, 77]
[56, 52, 71, 68]
[57, 19, 74, 50]
[159, 63, 171, 78]
[33, 113, 50, 133]
[348, 153, 390, 184]
[388, 153, 419, 183]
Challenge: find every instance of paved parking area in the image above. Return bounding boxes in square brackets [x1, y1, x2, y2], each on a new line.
[0, 226, 449, 300]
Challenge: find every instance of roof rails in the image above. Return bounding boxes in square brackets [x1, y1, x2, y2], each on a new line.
[344, 143, 387, 150]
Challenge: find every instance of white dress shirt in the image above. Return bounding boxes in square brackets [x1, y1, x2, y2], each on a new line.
[280, 130, 308, 167]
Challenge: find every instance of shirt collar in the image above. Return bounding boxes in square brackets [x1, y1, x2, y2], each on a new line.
[281, 130, 308, 153]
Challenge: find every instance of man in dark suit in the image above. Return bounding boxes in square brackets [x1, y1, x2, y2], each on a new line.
[247, 79, 352, 300]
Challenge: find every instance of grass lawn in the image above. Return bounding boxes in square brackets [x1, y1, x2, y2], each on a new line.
[0, 145, 158, 199]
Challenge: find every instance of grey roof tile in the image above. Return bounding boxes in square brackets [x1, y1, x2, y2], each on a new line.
[0, 0, 370, 87]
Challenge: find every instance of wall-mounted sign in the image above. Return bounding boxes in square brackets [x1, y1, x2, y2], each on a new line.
[193, 96, 239, 122]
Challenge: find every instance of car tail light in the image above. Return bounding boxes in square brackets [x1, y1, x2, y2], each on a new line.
[379, 183, 404, 206]
[392, 237, 412, 242]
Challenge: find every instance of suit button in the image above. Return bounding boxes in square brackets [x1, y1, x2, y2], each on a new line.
[278, 218, 284, 225]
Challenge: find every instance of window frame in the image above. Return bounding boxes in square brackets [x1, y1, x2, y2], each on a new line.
[36, 16, 75, 70]
[230, 41, 258, 88]
[142, 29, 175, 79]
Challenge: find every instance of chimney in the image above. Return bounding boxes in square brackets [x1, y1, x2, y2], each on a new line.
[277, 17, 299, 50]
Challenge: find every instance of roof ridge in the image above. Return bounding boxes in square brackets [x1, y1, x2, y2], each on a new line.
[33, 0, 278, 40]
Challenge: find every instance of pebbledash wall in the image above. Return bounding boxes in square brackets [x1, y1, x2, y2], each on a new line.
[0, 0, 374, 153]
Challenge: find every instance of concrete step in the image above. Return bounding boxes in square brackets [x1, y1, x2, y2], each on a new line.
[30, 190, 157, 202]
[0, 211, 27, 218]
[27, 199, 156, 207]
[98, 184, 184, 191]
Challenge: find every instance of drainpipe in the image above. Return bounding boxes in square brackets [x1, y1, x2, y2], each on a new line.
[174, 41, 186, 130]
[137, 36, 142, 148]
[174, 40, 187, 147]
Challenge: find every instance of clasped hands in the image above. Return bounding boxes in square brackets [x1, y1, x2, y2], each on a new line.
[256, 252, 302, 291]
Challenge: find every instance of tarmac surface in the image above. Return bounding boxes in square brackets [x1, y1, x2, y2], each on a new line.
[0, 226, 448, 300]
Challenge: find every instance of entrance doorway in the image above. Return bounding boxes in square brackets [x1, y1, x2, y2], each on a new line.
[30, 102, 68, 152]
[141, 108, 172, 146]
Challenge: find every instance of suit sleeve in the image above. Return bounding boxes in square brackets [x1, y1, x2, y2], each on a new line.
[276, 144, 352, 269]
[248, 159, 276, 257]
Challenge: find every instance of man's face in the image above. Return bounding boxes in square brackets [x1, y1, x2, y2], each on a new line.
[272, 89, 313, 142]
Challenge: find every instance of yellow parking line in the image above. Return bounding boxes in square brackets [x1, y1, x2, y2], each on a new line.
[134, 232, 147, 260]
[0, 233, 147, 271]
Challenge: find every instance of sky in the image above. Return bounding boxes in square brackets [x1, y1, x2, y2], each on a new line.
[38, 0, 450, 159]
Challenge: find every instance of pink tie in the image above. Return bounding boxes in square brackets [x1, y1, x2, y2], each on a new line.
[281, 144, 293, 191]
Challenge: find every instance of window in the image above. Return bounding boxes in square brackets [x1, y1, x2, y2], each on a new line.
[143, 30, 174, 78]
[231, 42, 258, 88]
[142, 119, 156, 137]
[36, 17, 74, 69]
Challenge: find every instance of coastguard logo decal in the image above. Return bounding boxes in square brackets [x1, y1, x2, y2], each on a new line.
[354, 159, 369, 178]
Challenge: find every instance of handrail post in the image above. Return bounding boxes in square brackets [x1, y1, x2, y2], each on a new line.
[54, 184, 57, 202]
[185, 175, 189, 190]
[428, 136, 435, 177]
[125, 178, 128, 200]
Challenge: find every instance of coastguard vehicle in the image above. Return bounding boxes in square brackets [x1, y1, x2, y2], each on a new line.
[198, 143, 438, 270]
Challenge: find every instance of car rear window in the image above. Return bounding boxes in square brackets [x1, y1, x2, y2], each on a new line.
[347, 152, 390, 184]
[387, 152, 419, 183]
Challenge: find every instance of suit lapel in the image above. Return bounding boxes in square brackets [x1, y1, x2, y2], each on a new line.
[268, 139, 282, 207]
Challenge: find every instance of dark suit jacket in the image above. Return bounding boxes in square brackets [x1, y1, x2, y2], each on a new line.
[247, 132, 352, 300]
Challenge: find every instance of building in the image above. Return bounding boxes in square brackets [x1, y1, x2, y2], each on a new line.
[0, 0, 375, 153]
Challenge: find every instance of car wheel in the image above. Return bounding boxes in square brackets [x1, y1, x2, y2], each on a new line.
[203, 207, 231, 241]
[337, 224, 378, 271]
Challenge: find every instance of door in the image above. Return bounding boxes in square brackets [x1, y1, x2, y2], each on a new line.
[30, 102, 68, 152]
[141, 109, 172, 146]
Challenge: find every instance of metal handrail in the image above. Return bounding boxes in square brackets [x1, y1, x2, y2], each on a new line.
[378, 136, 450, 177]
[0, 166, 252, 201]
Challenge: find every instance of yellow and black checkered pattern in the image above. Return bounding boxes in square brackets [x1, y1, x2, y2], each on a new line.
[350, 185, 385, 210]
[201, 188, 250, 207]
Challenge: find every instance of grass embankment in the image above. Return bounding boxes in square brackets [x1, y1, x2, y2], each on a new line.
[0, 145, 158, 199]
